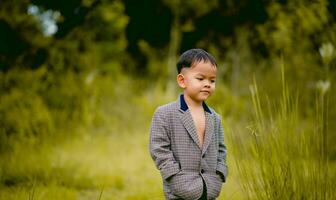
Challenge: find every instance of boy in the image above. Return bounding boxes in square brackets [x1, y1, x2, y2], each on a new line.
[149, 49, 228, 200]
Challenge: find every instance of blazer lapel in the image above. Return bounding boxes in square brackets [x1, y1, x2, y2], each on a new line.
[202, 111, 214, 155]
[180, 110, 202, 150]
[177, 94, 214, 151]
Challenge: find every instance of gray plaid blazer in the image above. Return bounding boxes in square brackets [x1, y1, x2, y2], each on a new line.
[149, 95, 228, 200]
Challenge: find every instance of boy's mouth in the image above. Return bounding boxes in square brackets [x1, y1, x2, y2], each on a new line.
[200, 91, 210, 94]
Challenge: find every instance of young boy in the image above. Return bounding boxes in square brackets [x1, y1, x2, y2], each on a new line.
[149, 49, 228, 200]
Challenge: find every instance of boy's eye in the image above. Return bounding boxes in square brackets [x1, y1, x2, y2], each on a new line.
[196, 78, 203, 81]
[211, 80, 216, 83]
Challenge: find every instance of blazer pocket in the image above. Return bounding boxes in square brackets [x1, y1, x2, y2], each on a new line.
[207, 172, 223, 199]
[168, 171, 203, 200]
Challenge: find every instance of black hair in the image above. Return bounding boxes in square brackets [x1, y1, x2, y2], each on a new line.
[176, 48, 217, 73]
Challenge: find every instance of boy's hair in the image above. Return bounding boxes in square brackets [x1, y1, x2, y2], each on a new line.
[176, 48, 217, 73]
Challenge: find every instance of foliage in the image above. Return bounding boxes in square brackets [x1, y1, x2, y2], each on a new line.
[233, 68, 335, 199]
[0, 0, 336, 199]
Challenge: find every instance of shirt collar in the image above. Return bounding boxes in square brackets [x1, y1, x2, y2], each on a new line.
[179, 94, 212, 114]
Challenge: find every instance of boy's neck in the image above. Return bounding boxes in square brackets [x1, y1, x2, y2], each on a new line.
[183, 93, 203, 110]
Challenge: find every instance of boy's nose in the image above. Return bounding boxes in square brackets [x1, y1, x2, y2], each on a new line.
[204, 80, 211, 87]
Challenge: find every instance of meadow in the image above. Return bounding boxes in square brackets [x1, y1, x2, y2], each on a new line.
[0, 64, 335, 200]
[1, 0, 336, 199]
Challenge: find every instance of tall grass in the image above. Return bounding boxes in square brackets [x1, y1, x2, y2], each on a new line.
[1, 64, 335, 199]
[0, 71, 245, 199]
[234, 65, 335, 199]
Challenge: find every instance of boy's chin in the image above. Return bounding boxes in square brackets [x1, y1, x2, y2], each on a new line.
[185, 93, 211, 102]
[197, 94, 211, 101]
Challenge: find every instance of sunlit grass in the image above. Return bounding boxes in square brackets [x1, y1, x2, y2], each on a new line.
[0, 76, 245, 199]
[232, 66, 336, 199]
[1, 71, 335, 199]
[0, 125, 244, 199]
[0, 131, 161, 199]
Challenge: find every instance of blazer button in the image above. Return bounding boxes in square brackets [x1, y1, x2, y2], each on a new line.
[200, 169, 204, 174]
[202, 154, 205, 158]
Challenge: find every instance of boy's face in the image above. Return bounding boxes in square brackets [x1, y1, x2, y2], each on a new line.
[177, 60, 217, 103]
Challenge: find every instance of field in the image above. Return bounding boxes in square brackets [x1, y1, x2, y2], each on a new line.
[1, 69, 335, 200]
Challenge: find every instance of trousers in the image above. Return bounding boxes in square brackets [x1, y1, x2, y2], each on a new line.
[198, 178, 207, 200]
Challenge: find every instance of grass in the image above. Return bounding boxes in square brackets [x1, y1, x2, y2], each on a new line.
[232, 66, 336, 199]
[0, 123, 244, 199]
[0, 70, 335, 199]
[0, 131, 161, 199]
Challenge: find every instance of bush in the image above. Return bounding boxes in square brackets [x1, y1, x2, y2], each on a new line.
[0, 89, 53, 153]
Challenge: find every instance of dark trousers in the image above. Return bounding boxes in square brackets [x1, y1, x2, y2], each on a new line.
[198, 178, 207, 200]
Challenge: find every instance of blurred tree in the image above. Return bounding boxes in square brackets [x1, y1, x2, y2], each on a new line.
[257, 0, 332, 82]
[0, 0, 335, 158]
[0, 0, 45, 71]
[0, 0, 129, 142]
[1, 0, 335, 75]
[327, 0, 336, 19]
[179, 0, 269, 53]
[0, 19, 30, 71]
[31, 0, 101, 38]
[123, 0, 172, 74]
[0, 0, 119, 72]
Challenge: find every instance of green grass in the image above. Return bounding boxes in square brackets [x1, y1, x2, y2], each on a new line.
[0, 77, 245, 199]
[232, 68, 336, 199]
[0, 125, 244, 199]
[0, 71, 335, 199]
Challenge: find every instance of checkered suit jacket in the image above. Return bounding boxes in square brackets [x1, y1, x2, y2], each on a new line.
[149, 94, 228, 200]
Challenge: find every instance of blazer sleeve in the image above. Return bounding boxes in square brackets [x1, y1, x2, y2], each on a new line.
[216, 115, 228, 182]
[149, 108, 180, 180]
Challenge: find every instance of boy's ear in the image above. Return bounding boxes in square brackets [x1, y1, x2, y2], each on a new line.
[177, 74, 186, 88]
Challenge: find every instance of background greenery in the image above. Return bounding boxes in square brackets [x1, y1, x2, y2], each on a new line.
[1, 0, 336, 199]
